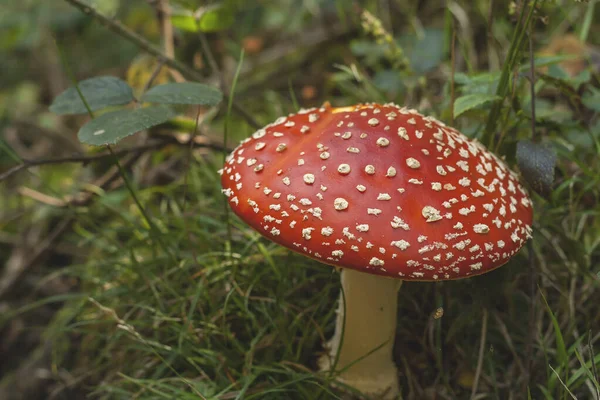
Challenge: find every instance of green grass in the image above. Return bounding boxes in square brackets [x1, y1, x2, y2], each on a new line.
[1, 0, 600, 399]
[44, 160, 341, 399]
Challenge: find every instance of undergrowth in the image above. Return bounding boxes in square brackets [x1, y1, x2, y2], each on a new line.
[1, 1, 599, 399]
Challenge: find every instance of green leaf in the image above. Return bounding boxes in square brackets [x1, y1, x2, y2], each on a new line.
[454, 72, 501, 95]
[453, 93, 501, 118]
[78, 106, 176, 146]
[171, 14, 198, 32]
[399, 28, 445, 74]
[198, 4, 234, 32]
[372, 70, 403, 95]
[49, 76, 134, 115]
[171, 4, 234, 33]
[142, 82, 223, 106]
[171, 9, 198, 32]
[82, 0, 120, 17]
[516, 140, 557, 197]
[582, 88, 600, 112]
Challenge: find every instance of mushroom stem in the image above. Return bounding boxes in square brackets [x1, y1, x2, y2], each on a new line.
[320, 268, 402, 399]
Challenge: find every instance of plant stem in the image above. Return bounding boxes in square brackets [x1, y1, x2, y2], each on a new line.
[107, 145, 176, 263]
[483, 0, 538, 148]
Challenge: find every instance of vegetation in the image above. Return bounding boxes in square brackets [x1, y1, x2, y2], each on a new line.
[1, 0, 599, 399]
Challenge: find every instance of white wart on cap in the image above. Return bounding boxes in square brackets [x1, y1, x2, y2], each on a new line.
[220, 103, 533, 280]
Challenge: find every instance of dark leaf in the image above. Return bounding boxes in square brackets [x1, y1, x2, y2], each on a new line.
[516, 140, 557, 196]
[582, 88, 600, 112]
[78, 106, 175, 146]
[398, 28, 445, 74]
[49, 76, 134, 115]
[142, 82, 222, 106]
[453, 94, 501, 118]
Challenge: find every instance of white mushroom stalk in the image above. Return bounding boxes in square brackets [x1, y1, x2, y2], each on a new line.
[319, 268, 402, 399]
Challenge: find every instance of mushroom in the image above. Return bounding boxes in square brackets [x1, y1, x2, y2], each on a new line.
[220, 103, 533, 399]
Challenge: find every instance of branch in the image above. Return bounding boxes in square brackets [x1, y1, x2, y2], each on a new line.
[62, 0, 261, 129]
[155, 0, 186, 83]
[0, 135, 228, 182]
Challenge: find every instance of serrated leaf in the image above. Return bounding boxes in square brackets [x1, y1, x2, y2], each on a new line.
[50, 76, 134, 115]
[453, 93, 501, 118]
[78, 106, 175, 146]
[516, 140, 557, 196]
[142, 82, 222, 106]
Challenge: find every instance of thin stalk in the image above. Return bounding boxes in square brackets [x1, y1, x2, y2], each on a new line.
[223, 50, 246, 261]
[471, 308, 489, 399]
[483, 0, 537, 148]
[450, 16, 457, 127]
[106, 146, 175, 262]
[579, 0, 596, 42]
[526, 15, 538, 392]
[54, 38, 94, 118]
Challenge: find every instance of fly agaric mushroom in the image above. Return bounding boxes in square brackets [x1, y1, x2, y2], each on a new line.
[220, 103, 533, 399]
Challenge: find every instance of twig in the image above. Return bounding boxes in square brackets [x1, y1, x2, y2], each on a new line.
[17, 187, 68, 207]
[155, 0, 185, 83]
[141, 58, 167, 94]
[0, 143, 156, 182]
[199, 32, 228, 92]
[62, 0, 260, 129]
[0, 135, 228, 183]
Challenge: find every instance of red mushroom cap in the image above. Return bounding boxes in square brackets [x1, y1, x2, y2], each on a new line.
[220, 103, 533, 280]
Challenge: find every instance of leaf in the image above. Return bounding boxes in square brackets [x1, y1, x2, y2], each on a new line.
[372, 70, 403, 95]
[582, 88, 600, 112]
[455, 72, 501, 95]
[171, 14, 198, 32]
[516, 140, 557, 196]
[82, 0, 120, 17]
[171, 4, 234, 33]
[50, 76, 134, 115]
[399, 28, 445, 74]
[197, 4, 234, 32]
[453, 93, 501, 118]
[170, 9, 198, 32]
[78, 106, 176, 146]
[142, 82, 223, 106]
[541, 65, 591, 90]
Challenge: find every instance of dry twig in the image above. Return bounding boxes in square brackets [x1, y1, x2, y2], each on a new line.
[0, 135, 227, 183]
